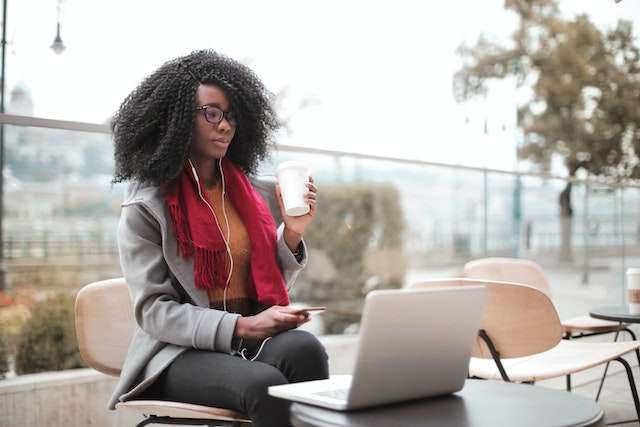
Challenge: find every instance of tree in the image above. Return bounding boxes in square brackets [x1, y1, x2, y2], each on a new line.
[454, 0, 640, 261]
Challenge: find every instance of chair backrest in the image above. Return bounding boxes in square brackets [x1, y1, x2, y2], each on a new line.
[75, 278, 134, 376]
[409, 278, 563, 359]
[463, 257, 552, 297]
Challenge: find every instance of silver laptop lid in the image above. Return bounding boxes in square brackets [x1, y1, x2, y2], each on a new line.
[347, 286, 486, 409]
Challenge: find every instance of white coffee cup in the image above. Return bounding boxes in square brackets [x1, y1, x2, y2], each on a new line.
[276, 161, 310, 217]
[627, 268, 640, 314]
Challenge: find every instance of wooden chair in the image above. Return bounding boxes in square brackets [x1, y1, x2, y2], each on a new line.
[74, 278, 251, 427]
[409, 278, 640, 423]
[463, 258, 635, 337]
[463, 257, 638, 393]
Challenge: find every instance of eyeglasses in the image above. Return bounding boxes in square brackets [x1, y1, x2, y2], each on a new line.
[194, 105, 237, 126]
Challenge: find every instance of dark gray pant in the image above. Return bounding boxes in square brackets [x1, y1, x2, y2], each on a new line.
[138, 330, 329, 427]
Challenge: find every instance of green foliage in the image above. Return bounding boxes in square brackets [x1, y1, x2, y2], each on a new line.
[293, 184, 407, 333]
[0, 304, 31, 368]
[15, 292, 85, 375]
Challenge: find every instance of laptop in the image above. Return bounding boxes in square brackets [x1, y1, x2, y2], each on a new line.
[268, 286, 486, 410]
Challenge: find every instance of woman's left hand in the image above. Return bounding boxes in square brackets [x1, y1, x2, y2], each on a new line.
[276, 176, 317, 248]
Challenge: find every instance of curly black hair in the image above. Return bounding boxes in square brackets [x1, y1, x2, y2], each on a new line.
[111, 49, 279, 185]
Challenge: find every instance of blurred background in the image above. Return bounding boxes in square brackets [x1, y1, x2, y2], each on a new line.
[0, 0, 639, 405]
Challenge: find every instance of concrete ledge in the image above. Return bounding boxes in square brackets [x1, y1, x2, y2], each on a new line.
[0, 334, 358, 427]
[0, 368, 139, 427]
[0, 368, 112, 392]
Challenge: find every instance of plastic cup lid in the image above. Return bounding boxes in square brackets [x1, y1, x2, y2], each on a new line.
[277, 161, 308, 173]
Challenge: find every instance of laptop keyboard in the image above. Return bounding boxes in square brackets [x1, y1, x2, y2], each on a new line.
[314, 388, 350, 400]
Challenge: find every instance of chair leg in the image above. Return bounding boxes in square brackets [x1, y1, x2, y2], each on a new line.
[624, 328, 640, 369]
[565, 332, 572, 392]
[136, 417, 155, 427]
[478, 329, 511, 382]
[614, 357, 640, 423]
[623, 327, 636, 341]
[595, 330, 621, 401]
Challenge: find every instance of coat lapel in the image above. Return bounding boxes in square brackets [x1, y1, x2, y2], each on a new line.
[159, 208, 210, 308]
[123, 183, 210, 308]
[121, 176, 278, 310]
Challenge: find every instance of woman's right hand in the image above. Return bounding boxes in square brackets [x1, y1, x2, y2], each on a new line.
[234, 305, 309, 339]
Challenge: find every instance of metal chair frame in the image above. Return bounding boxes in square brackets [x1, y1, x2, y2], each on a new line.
[478, 328, 640, 425]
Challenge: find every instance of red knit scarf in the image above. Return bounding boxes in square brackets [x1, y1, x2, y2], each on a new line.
[164, 158, 289, 306]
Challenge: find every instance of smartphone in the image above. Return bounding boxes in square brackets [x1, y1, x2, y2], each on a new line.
[292, 306, 326, 314]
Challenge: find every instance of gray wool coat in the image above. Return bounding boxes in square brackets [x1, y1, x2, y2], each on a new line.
[107, 176, 307, 410]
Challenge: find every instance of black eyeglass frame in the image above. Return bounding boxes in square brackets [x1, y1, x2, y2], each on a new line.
[194, 105, 237, 126]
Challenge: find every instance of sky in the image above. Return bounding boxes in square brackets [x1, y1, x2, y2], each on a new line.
[4, 0, 640, 173]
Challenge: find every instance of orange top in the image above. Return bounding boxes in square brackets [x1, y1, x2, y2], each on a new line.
[204, 181, 254, 316]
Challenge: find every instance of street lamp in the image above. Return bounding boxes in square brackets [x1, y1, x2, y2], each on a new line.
[50, 0, 65, 55]
[0, 0, 65, 289]
[50, 23, 65, 55]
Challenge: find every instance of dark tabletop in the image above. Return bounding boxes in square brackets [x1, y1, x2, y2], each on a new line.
[290, 380, 604, 427]
[590, 306, 640, 323]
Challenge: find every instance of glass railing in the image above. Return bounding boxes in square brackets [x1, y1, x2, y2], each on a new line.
[0, 114, 637, 344]
[2, 121, 124, 291]
[263, 153, 635, 325]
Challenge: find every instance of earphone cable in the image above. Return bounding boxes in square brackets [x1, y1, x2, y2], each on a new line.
[188, 158, 233, 311]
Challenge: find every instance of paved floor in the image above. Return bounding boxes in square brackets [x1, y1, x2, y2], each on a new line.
[536, 350, 639, 426]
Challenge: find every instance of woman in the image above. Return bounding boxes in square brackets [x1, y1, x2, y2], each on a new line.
[107, 49, 329, 427]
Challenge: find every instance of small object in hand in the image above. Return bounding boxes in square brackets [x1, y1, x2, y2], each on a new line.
[292, 306, 326, 314]
[277, 161, 310, 216]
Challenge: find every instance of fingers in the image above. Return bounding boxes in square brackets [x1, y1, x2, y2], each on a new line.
[280, 312, 309, 323]
[277, 306, 310, 316]
[275, 309, 304, 324]
[306, 198, 317, 216]
[280, 306, 312, 323]
[305, 180, 317, 210]
[274, 307, 308, 326]
[275, 184, 286, 213]
[260, 306, 311, 336]
[277, 311, 300, 322]
[277, 305, 301, 314]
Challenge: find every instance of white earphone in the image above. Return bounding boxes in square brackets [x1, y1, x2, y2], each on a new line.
[188, 157, 272, 362]
[188, 158, 233, 312]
